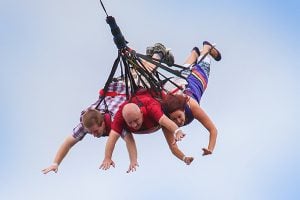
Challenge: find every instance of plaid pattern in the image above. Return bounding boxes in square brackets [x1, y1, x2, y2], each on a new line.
[97, 81, 128, 115]
[72, 80, 128, 141]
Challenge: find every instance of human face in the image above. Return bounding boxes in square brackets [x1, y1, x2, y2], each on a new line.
[125, 111, 143, 130]
[88, 122, 105, 138]
[169, 110, 185, 127]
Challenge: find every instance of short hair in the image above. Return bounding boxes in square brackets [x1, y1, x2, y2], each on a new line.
[161, 94, 189, 114]
[82, 109, 104, 129]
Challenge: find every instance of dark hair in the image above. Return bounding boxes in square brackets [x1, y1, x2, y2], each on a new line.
[161, 94, 189, 115]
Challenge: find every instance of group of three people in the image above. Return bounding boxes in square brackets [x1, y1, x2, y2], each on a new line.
[42, 41, 221, 174]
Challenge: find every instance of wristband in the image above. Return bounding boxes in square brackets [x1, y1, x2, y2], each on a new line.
[52, 163, 58, 166]
[173, 128, 181, 136]
[182, 156, 186, 162]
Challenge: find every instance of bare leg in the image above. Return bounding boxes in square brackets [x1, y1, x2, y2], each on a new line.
[184, 42, 220, 66]
[141, 53, 162, 73]
[183, 50, 200, 66]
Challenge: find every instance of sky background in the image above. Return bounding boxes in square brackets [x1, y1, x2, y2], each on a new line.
[1, 0, 300, 199]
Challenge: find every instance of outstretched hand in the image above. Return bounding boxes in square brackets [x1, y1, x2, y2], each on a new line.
[100, 158, 115, 170]
[202, 148, 212, 156]
[42, 164, 58, 174]
[173, 130, 186, 144]
[126, 162, 139, 173]
[183, 156, 194, 165]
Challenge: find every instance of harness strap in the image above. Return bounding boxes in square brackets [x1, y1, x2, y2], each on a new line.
[96, 53, 121, 110]
[99, 90, 127, 97]
[136, 53, 186, 79]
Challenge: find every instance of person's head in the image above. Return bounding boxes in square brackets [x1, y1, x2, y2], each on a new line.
[82, 109, 106, 137]
[122, 103, 143, 130]
[162, 94, 189, 126]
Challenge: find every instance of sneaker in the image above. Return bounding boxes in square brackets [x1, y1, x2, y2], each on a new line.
[152, 43, 168, 58]
[164, 49, 175, 66]
[203, 41, 222, 61]
[145, 43, 174, 65]
[146, 46, 154, 57]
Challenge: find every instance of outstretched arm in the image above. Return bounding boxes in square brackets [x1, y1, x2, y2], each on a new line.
[123, 133, 139, 173]
[100, 130, 120, 170]
[162, 127, 194, 165]
[189, 98, 217, 155]
[42, 135, 78, 174]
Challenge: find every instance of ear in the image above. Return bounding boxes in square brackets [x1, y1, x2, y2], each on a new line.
[101, 121, 105, 126]
[140, 107, 146, 115]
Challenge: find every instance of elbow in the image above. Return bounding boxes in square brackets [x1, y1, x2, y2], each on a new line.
[209, 126, 218, 136]
[214, 127, 218, 135]
[212, 127, 218, 139]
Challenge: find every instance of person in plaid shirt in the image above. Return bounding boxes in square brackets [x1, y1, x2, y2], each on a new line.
[42, 80, 128, 174]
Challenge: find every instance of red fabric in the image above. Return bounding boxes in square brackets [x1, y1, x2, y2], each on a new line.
[111, 93, 163, 134]
[99, 89, 127, 97]
[103, 113, 111, 136]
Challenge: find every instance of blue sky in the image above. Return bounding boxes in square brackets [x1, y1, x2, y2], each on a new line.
[1, 0, 300, 200]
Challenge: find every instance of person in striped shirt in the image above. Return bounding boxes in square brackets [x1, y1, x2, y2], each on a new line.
[162, 41, 221, 157]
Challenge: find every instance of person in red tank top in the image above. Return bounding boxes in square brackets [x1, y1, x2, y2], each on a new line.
[100, 91, 186, 173]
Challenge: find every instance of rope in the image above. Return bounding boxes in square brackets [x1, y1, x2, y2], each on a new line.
[99, 0, 109, 17]
[97, 2, 187, 101]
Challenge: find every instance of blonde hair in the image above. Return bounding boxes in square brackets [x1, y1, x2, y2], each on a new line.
[82, 109, 104, 129]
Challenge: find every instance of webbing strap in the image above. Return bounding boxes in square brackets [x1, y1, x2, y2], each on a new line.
[134, 57, 162, 96]
[135, 53, 186, 93]
[136, 53, 187, 79]
[96, 53, 121, 109]
[122, 55, 137, 99]
[148, 56, 187, 70]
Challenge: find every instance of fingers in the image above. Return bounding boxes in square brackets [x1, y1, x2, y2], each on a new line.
[41, 168, 50, 174]
[176, 132, 186, 141]
[100, 160, 139, 173]
[42, 166, 57, 174]
[178, 133, 186, 140]
[111, 161, 115, 168]
[100, 160, 115, 170]
[172, 133, 186, 144]
[126, 163, 139, 173]
[183, 156, 194, 165]
[100, 163, 110, 170]
[202, 148, 212, 156]
[185, 157, 194, 165]
[126, 167, 135, 173]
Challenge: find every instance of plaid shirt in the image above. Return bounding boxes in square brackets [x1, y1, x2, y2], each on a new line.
[72, 80, 128, 141]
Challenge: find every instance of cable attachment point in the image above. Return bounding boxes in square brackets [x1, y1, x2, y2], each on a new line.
[106, 16, 127, 49]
